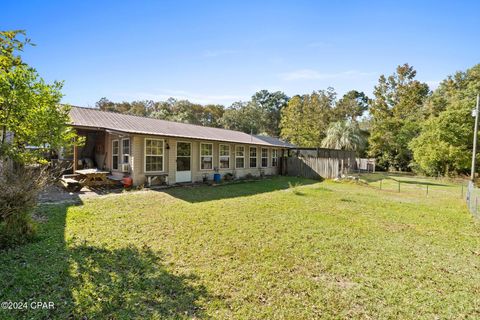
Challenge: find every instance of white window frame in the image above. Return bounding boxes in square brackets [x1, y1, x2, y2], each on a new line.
[235, 145, 245, 169]
[261, 148, 268, 168]
[112, 139, 119, 170]
[144, 138, 165, 173]
[176, 141, 192, 172]
[121, 138, 130, 164]
[249, 146, 257, 168]
[272, 149, 278, 167]
[219, 144, 230, 169]
[200, 142, 214, 170]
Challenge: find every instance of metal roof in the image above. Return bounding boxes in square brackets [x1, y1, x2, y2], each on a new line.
[69, 106, 294, 147]
[253, 135, 296, 148]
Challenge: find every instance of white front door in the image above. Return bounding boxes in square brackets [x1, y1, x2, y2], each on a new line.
[176, 142, 192, 183]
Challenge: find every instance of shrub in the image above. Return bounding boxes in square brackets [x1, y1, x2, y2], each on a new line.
[244, 173, 254, 180]
[0, 165, 48, 249]
[223, 173, 234, 181]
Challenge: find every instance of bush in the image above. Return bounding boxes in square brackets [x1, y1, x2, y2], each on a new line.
[244, 173, 254, 180]
[0, 165, 48, 249]
[223, 173, 234, 181]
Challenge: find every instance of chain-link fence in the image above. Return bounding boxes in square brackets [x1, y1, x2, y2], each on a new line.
[466, 181, 480, 218]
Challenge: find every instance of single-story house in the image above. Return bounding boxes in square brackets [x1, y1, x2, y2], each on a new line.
[68, 106, 295, 186]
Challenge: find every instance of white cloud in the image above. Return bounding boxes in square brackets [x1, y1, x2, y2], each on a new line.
[279, 69, 376, 81]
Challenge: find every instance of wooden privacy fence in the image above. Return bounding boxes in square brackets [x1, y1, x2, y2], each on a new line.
[284, 148, 375, 179]
[286, 156, 343, 179]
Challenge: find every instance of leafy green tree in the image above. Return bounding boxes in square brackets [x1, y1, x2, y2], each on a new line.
[96, 97, 116, 112]
[169, 100, 202, 124]
[368, 64, 430, 170]
[0, 30, 79, 248]
[251, 90, 289, 136]
[321, 120, 366, 151]
[96, 97, 225, 128]
[130, 100, 152, 116]
[333, 90, 370, 121]
[201, 104, 225, 127]
[220, 101, 263, 134]
[150, 99, 175, 120]
[280, 88, 336, 147]
[96, 98, 152, 116]
[0, 30, 76, 164]
[410, 64, 480, 175]
[220, 90, 288, 135]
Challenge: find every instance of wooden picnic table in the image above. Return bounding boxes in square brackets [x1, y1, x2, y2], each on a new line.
[74, 169, 111, 188]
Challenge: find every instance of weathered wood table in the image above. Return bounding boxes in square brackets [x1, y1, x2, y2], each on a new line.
[74, 169, 111, 188]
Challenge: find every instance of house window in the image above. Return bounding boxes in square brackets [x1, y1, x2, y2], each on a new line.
[261, 148, 268, 167]
[249, 147, 257, 168]
[235, 146, 245, 169]
[112, 140, 119, 170]
[272, 149, 278, 167]
[145, 138, 164, 172]
[200, 143, 213, 170]
[219, 144, 230, 169]
[122, 138, 130, 164]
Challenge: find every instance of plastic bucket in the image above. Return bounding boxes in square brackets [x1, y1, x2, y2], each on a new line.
[213, 173, 221, 183]
[122, 176, 133, 188]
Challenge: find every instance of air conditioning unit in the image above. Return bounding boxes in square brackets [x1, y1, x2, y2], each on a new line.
[121, 163, 129, 173]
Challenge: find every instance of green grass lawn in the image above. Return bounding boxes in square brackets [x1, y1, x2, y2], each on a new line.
[1, 176, 480, 319]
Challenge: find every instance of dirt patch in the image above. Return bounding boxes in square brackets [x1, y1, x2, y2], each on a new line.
[38, 184, 125, 204]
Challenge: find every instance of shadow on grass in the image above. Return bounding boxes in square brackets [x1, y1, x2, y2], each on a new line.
[161, 176, 318, 203]
[360, 173, 449, 187]
[391, 179, 449, 187]
[0, 199, 211, 320]
[69, 244, 209, 319]
[359, 173, 388, 183]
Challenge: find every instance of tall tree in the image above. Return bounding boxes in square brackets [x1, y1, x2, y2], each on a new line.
[410, 64, 480, 176]
[96, 97, 116, 112]
[220, 90, 289, 135]
[169, 99, 203, 124]
[333, 90, 370, 121]
[220, 101, 263, 134]
[150, 99, 175, 120]
[368, 64, 430, 170]
[201, 104, 225, 128]
[251, 90, 289, 136]
[0, 30, 76, 164]
[95, 97, 225, 128]
[280, 88, 336, 147]
[321, 120, 365, 151]
[0, 30, 79, 247]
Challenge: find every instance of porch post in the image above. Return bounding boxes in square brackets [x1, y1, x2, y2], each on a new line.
[73, 138, 78, 172]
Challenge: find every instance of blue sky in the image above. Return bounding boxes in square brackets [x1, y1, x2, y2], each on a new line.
[2, 0, 479, 106]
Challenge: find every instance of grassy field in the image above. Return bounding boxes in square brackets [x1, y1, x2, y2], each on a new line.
[1, 175, 480, 319]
